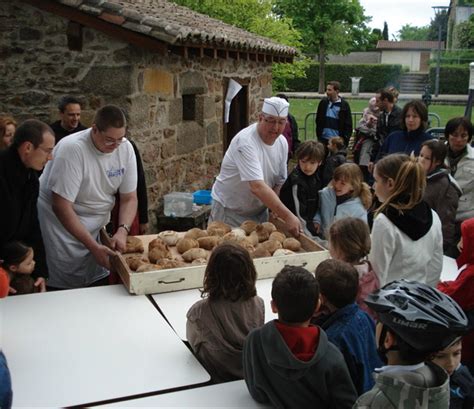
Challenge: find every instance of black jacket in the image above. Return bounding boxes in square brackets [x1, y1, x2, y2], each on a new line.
[49, 121, 87, 144]
[370, 105, 402, 162]
[280, 166, 321, 236]
[0, 148, 48, 278]
[316, 97, 353, 143]
[322, 149, 347, 186]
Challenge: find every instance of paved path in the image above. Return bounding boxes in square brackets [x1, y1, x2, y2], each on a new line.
[284, 92, 468, 104]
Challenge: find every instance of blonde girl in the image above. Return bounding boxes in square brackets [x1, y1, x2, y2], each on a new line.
[369, 153, 443, 286]
[315, 163, 372, 239]
[328, 217, 379, 317]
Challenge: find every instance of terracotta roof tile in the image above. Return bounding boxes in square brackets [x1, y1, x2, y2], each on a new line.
[53, 0, 296, 56]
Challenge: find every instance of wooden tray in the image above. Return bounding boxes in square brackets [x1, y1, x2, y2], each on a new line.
[102, 219, 329, 295]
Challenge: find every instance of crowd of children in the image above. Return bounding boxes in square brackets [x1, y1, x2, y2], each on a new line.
[2, 95, 473, 409]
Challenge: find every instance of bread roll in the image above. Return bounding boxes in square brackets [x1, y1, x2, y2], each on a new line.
[149, 245, 171, 263]
[255, 225, 270, 242]
[125, 255, 148, 271]
[259, 239, 282, 255]
[182, 248, 209, 262]
[273, 249, 295, 257]
[135, 263, 161, 273]
[176, 238, 199, 254]
[207, 221, 232, 234]
[157, 230, 179, 246]
[251, 246, 271, 259]
[124, 236, 144, 254]
[184, 228, 208, 240]
[283, 238, 301, 252]
[197, 236, 220, 250]
[269, 231, 286, 243]
[261, 222, 277, 234]
[240, 220, 258, 235]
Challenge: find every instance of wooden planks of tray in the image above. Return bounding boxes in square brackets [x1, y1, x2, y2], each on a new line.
[102, 218, 330, 295]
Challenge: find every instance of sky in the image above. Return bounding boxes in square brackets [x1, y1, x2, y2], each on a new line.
[359, 0, 451, 38]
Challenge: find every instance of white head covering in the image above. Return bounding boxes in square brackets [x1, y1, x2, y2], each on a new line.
[262, 97, 289, 118]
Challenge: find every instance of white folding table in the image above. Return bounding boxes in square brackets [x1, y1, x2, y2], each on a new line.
[152, 278, 276, 341]
[99, 379, 271, 407]
[0, 285, 210, 407]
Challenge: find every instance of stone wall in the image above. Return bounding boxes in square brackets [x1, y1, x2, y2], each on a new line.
[0, 1, 273, 229]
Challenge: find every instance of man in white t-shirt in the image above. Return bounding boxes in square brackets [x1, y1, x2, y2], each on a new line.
[38, 105, 138, 289]
[211, 97, 301, 237]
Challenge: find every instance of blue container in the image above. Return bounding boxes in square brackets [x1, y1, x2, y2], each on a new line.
[193, 190, 212, 205]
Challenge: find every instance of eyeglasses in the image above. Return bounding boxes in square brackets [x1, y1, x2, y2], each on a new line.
[263, 117, 287, 127]
[103, 136, 127, 146]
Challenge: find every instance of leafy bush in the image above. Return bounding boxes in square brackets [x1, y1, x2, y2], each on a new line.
[280, 63, 403, 92]
[429, 65, 470, 94]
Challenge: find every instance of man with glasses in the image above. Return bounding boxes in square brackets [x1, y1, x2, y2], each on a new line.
[210, 96, 301, 237]
[0, 119, 55, 293]
[38, 105, 138, 290]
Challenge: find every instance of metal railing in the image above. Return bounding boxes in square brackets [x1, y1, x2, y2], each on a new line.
[300, 112, 442, 141]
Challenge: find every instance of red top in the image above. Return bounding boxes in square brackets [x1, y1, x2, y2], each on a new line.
[0, 267, 10, 298]
[437, 217, 474, 366]
[275, 320, 320, 362]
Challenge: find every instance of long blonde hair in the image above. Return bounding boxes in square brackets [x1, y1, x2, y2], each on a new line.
[375, 154, 426, 216]
[332, 163, 372, 209]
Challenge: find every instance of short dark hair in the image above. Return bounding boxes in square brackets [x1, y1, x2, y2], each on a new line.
[421, 139, 448, 166]
[93, 105, 126, 132]
[58, 95, 82, 112]
[202, 243, 257, 301]
[295, 140, 325, 162]
[12, 119, 53, 149]
[272, 266, 319, 323]
[401, 100, 428, 132]
[0, 241, 32, 269]
[376, 88, 395, 103]
[445, 117, 473, 143]
[327, 81, 340, 92]
[315, 259, 359, 308]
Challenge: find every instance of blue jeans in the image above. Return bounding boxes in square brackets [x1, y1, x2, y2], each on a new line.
[0, 351, 12, 409]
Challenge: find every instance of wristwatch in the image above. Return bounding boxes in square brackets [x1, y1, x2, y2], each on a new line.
[118, 223, 130, 234]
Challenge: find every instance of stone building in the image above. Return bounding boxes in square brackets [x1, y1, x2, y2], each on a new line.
[0, 0, 295, 228]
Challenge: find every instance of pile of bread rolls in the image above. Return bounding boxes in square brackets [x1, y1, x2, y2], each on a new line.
[122, 220, 303, 273]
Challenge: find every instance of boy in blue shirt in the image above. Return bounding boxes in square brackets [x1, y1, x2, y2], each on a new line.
[312, 259, 382, 394]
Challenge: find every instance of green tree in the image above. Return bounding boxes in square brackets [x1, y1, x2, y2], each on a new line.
[456, 19, 474, 49]
[383, 21, 389, 40]
[398, 24, 429, 41]
[273, 0, 367, 92]
[172, 0, 306, 91]
[427, 10, 449, 42]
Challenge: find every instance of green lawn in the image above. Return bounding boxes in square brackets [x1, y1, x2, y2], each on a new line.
[289, 98, 469, 141]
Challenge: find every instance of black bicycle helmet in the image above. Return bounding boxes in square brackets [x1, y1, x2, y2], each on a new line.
[366, 279, 468, 353]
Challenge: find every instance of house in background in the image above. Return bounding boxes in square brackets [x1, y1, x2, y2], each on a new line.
[376, 40, 444, 73]
[0, 0, 295, 227]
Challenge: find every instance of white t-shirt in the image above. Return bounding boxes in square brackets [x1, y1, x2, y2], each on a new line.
[38, 128, 137, 288]
[211, 123, 288, 217]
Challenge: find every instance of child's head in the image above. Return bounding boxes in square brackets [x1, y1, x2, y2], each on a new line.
[374, 154, 425, 213]
[328, 137, 344, 153]
[315, 259, 359, 310]
[368, 97, 379, 114]
[445, 116, 473, 154]
[271, 265, 319, 324]
[0, 241, 35, 275]
[431, 338, 462, 376]
[296, 141, 325, 176]
[418, 139, 447, 174]
[328, 217, 371, 264]
[332, 163, 372, 209]
[202, 242, 257, 302]
[366, 280, 468, 365]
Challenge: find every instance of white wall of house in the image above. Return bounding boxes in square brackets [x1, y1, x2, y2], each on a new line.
[381, 50, 421, 71]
